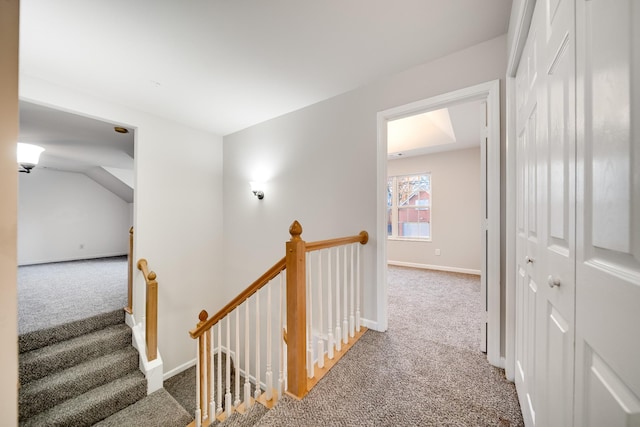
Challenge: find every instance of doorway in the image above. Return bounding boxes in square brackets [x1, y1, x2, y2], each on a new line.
[376, 80, 501, 367]
[17, 101, 135, 333]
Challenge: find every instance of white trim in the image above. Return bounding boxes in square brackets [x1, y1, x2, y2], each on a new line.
[377, 80, 501, 367]
[504, 76, 517, 382]
[18, 252, 128, 266]
[507, 0, 537, 77]
[360, 317, 379, 331]
[376, 110, 390, 332]
[164, 358, 196, 381]
[128, 315, 163, 394]
[388, 260, 481, 276]
[505, 0, 537, 384]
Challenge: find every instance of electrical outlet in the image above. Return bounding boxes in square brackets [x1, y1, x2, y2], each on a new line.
[435, 248, 441, 256]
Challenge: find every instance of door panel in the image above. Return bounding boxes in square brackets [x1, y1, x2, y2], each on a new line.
[575, 0, 640, 424]
[515, 12, 541, 424]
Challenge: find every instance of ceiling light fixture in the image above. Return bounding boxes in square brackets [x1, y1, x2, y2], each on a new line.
[114, 126, 129, 134]
[17, 143, 45, 173]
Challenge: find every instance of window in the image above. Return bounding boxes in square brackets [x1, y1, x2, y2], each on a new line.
[387, 173, 431, 239]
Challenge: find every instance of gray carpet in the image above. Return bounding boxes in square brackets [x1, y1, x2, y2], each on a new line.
[94, 388, 192, 427]
[18, 256, 128, 334]
[18, 309, 148, 426]
[166, 266, 523, 426]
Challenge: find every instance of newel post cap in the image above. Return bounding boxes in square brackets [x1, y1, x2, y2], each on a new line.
[289, 220, 303, 240]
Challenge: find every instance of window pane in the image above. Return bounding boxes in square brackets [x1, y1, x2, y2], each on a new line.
[397, 175, 430, 207]
[387, 208, 392, 236]
[387, 177, 393, 208]
[398, 207, 430, 238]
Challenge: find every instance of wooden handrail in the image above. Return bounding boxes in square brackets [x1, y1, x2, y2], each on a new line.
[137, 258, 158, 361]
[189, 220, 370, 409]
[125, 227, 133, 315]
[189, 256, 287, 339]
[305, 230, 369, 252]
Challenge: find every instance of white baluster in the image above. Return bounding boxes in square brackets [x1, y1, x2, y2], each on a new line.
[349, 244, 355, 338]
[265, 281, 273, 400]
[244, 300, 252, 409]
[225, 317, 232, 417]
[327, 248, 334, 359]
[307, 257, 314, 379]
[234, 310, 241, 408]
[209, 328, 215, 420]
[195, 339, 202, 427]
[356, 242, 361, 332]
[335, 247, 342, 352]
[255, 289, 261, 400]
[217, 323, 222, 415]
[278, 273, 285, 397]
[343, 245, 348, 344]
[317, 250, 325, 368]
[202, 332, 207, 420]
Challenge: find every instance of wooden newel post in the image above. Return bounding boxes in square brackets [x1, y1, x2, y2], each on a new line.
[286, 220, 308, 398]
[146, 271, 158, 361]
[125, 227, 133, 314]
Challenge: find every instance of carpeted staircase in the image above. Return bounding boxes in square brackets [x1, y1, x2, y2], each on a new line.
[18, 309, 191, 426]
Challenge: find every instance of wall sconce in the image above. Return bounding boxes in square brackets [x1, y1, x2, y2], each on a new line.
[17, 143, 45, 173]
[250, 181, 264, 200]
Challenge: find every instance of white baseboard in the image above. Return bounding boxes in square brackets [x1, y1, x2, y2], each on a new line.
[18, 252, 128, 266]
[164, 358, 196, 381]
[360, 318, 380, 331]
[387, 260, 481, 276]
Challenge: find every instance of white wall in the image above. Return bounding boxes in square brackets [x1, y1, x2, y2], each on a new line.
[0, 1, 19, 423]
[19, 76, 224, 375]
[222, 35, 507, 333]
[387, 147, 481, 273]
[18, 169, 130, 265]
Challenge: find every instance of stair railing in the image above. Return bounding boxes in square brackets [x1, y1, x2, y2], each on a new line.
[136, 258, 158, 361]
[188, 221, 368, 427]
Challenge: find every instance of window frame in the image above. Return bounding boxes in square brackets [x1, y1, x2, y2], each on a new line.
[387, 173, 432, 241]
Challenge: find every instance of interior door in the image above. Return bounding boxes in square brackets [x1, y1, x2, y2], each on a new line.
[515, 0, 577, 424]
[514, 10, 541, 423]
[534, 0, 577, 425]
[574, 0, 640, 425]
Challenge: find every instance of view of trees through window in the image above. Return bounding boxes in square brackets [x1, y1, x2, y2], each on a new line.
[387, 173, 431, 239]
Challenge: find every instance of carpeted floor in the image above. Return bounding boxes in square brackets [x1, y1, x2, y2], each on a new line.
[167, 266, 523, 426]
[18, 256, 128, 334]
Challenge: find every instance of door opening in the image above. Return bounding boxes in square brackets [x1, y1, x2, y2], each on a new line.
[376, 80, 501, 367]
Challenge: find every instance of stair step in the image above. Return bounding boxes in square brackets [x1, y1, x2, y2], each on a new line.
[19, 346, 139, 420]
[19, 309, 125, 354]
[94, 388, 193, 427]
[19, 323, 132, 385]
[19, 370, 146, 427]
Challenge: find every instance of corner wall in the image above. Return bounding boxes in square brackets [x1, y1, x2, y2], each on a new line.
[18, 169, 131, 265]
[222, 35, 507, 336]
[0, 0, 19, 424]
[387, 147, 481, 274]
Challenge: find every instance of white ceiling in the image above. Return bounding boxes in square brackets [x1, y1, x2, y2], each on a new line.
[19, 0, 512, 137]
[19, 101, 134, 173]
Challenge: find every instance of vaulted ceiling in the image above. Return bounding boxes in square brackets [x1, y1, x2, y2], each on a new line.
[19, 0, 512, 137]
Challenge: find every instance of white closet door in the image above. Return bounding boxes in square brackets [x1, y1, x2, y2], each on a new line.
[574, 0, 640, 425]
[535, 0, 577, 425]
[514, 6, 542, 423]
[515, 0, 577, 424]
